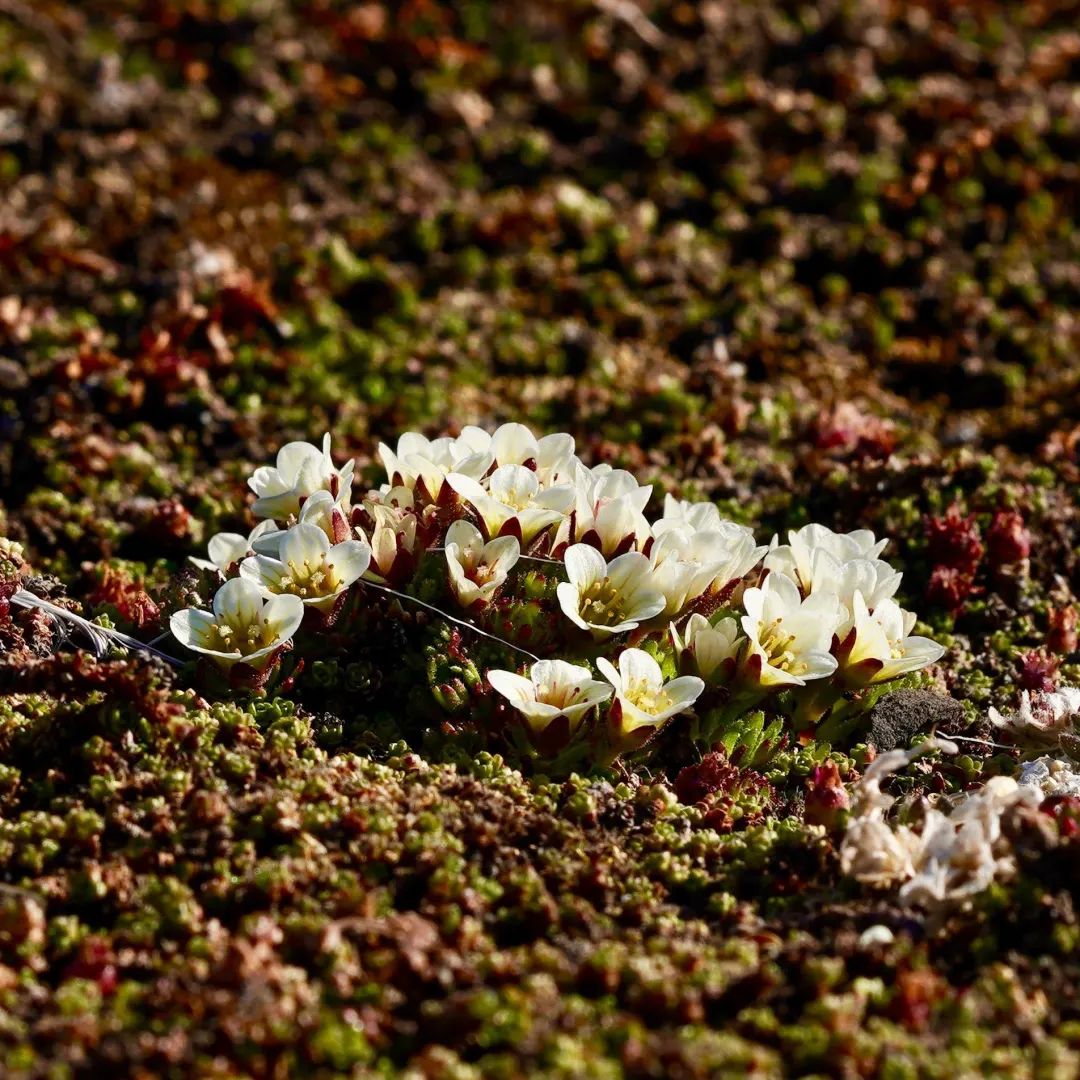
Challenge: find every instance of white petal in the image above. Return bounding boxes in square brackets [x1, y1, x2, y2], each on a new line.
[276, 440, 322, 482]
[563, 544, 607, 589]
[263, 593, 305, 640]
[455, 426, 492, 455]
[534, 659, 584, 694]
[604, 550, 652, 591]
[402, 454, 447, 499]
[280, 523, 330, 569]
[250, 527, 287, 557]
[207, 532, 249, 571]
[249, 519, 280, 542]
[454, 450, 495, 480]
[594, 498, 645, 553]
[488, 464, 539, 505]
[298, 489, 336, 520]
[537, 433, 575, 478]
[875, 638, 945, 682]
[170, 608, 216, 649]
[251, 490, 303, 520]
[623, 589, 666, 624]
[213, 577, 264, 623]
[327, 539, 371, 586]
[741, 586, 766, 623]
[487, 669, 537, 709]
[483, 535, 521, 575]
[596, 656, 621, 691]
[514, 507, 563, 543]
[532, 483, 576, 514]
[763, 570, 802, 608]
[239, 554, 284, 592]
[449, 574, 485, 607]
[662, 676, 705, 711]
[800, 650, 839, 680]
[556, 582, 590, 631]
[445, 471, 488, 504]
[445, 519, 485, 564]
[378, 442, 405, 483]
[618, 647, 663, 690]
[247, 464, 290, 498]
[491, 422, 539, 466]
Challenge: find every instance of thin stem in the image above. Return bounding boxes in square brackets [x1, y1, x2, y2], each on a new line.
[361, 581, 542, 663]
[429, 545, 563, 568]
[942, 733, 1016, 752]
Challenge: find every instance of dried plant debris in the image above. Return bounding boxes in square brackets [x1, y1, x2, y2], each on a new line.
[841, 738, 1040, 910]
[2, 0, 1080, 1074]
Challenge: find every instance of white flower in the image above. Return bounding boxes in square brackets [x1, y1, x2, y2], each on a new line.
[671, 613, 742, 681]
[594, 494, 652, 555]
[170, 577, 303, 671]
[765, 524, 888, 596]
[444, 519, 520, 608]
[801, 550, 903, 624]
[489, 422, 541, 468]
[740, 572, 841, 686]
[240, 523, 370, 613]
[248, 433, 354, 520]
[651, 502, 765, 593]
[378, 428, 492, 503]
[571, 492, 652, 557]
[555, 462, 652, 555]
[447, 465, 574, 544]
[190, 520, 279, 573]
[249, 490, 351, 557]
[648, 528, 730, 616]
[361, 493, 423, 585]
[703, 522, 768, 594]
[838, 592, 946, 686]
[377, 424, 577, 504]
[459, 423, 578, 481]
[841, 813, 922, 888]
[487, 659, 611, 736]
[597, 648, 704, 734]
[585, 464, 650, 503]
[652, 494, 725, 537]
[534, 432, 578, 486]
[556, 545, 666, 639]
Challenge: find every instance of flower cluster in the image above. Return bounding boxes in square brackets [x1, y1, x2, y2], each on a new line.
[173, 425, 946, 762]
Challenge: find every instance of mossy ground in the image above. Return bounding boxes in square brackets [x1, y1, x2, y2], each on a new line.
[3, 1, 1080, 1075]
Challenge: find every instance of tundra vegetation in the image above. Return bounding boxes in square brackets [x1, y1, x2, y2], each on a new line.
[3, 1, 1080, 1076]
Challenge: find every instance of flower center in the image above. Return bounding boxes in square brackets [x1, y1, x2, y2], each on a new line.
[624, 680, 669, 715]
[759, 617, 807, 675]
[206, 616, 275, 654]
[578, 578, 626, 626]
[500, 489, 533, 512]
[279, 558, 338, 599]
[538, 683, 584, 710]
[470, 560, 500, 587]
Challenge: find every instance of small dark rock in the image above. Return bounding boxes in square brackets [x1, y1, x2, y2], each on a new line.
[867, 690, 964, 751]
[0, 358, 28, 392]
